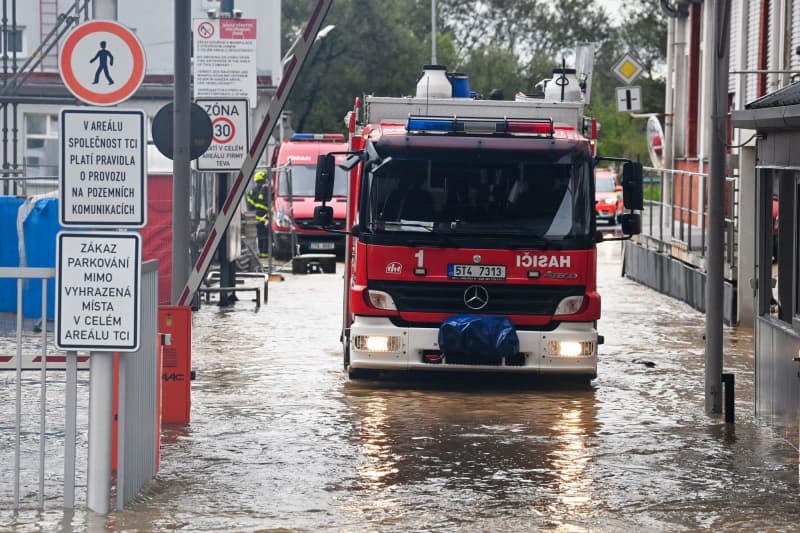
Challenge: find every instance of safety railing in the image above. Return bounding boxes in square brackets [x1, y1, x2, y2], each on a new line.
[640, 166, 738, 276]
[0, 266, 66, 510]
[0, 260, 161, 512]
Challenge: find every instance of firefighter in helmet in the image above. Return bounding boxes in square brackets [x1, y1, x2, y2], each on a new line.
[247, 170, 270, 257]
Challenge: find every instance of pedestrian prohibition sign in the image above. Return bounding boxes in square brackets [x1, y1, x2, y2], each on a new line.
[59, 20, 146, 107]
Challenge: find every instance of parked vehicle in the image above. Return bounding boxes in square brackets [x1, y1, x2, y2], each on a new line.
[270, 134, 348, 258]
[314, 66, 643, 381]
[595, 168, 623, 224]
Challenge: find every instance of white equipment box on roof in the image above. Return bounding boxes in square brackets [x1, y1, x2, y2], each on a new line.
[364, 96, 584, 131]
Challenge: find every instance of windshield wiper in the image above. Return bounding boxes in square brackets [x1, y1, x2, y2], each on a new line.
[376, 220, 435, 232]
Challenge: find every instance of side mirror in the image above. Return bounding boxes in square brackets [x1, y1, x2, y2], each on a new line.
[622, 162, 643, 210]
[619, 213, 641, 235]
[315, 154, 336, 202]
[313, 205, 334, 227]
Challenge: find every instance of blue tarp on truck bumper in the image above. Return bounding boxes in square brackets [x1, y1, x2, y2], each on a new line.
[438, 315, 520, 363]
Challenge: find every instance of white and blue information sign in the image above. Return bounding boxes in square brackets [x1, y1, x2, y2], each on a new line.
[59, 108, 146, 227]
[195, 98, 249, 172]
[55, 232, 141, 352]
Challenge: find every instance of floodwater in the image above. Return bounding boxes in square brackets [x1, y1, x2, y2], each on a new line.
[3, 241, 800, 531]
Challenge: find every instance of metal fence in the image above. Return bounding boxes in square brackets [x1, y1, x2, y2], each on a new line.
[1, 259, 161, 512]
[640, 166, 739, 277]
[116, 260, 161, 509]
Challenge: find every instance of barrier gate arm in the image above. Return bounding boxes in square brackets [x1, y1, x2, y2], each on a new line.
[178, 0, 334, 307]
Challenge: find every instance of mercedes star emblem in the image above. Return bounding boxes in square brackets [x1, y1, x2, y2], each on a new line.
[463, 285, 489, 310]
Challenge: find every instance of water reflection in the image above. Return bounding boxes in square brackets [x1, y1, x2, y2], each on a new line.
[341, 378, 600, 529]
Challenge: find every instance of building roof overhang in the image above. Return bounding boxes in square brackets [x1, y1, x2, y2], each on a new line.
[732, 103, 800, 131]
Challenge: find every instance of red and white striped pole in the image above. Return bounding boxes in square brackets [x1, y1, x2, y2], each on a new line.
[178, 0, 335, 306]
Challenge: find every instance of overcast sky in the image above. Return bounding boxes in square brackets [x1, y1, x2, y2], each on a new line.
[597, 0, 625, 23]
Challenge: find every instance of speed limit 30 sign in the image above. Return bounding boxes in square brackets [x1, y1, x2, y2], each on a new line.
[195, 98, 249, 172]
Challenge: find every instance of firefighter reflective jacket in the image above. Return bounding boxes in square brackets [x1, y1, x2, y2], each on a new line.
[247, 173, 269, 222]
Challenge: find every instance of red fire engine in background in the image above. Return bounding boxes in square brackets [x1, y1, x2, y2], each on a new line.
[269, 133, 348, 258]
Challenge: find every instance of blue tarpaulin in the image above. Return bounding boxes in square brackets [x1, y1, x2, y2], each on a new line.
[0, 195, 61, 318]
[438, 315, 520, 358]
[22, 198, 60, 319]
[0, 196, 24, 312]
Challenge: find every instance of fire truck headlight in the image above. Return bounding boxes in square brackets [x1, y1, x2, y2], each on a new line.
[554, 296, 585, 315]
[275, 210, 293, 229]
[366, 290, 397, 311]
[546, 340, 595, 357]
[353, 335, 402, 353]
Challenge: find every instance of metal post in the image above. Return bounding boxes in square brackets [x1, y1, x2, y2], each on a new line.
[218, 173, 235, 305]
[64, 351, 78, 509]
[172, 0, 192, 303]
[221, 0, 234, 17]
[431, 0, 437, 64]
[705, 0, 731, 414]
[722, 372, 735, 423]
[38, 279, 47, 507]
[87, 351, 114, 514]
[217, 3, 236, 306]
[13, 278, 22, 509]
[91, 0, 117, 19]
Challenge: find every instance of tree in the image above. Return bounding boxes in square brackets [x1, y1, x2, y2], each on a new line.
[282, 0, 456, 133]
[281, 0, 667, 157]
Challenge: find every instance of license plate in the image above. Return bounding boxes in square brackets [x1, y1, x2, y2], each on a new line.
[448, 264, 506, 280]
[309, 242, 335, 250]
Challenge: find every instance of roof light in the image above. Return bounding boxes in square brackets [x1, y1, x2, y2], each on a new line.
[406, 117, 455, 132]
[506, 119, 554, 135]
[406, 115, 554, 137]
[290, 133, 345, 141]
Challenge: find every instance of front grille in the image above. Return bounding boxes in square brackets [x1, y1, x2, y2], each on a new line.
[294, 218, 345, 230]
[445, 352, 502, 366]
[369, 281, 584, 315]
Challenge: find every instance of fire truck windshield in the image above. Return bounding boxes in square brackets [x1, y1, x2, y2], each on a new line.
[279, 164, 347, 197]
[362, 151, 593, 243]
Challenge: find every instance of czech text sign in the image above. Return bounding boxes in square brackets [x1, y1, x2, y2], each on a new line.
[56, 232, 141, 352]
[195, 98, 249, 171]
[59, 20, 146, 106]
[616, 86, 642, 112]
[193, 18, 257, 107]
[59, 108, 146, 227]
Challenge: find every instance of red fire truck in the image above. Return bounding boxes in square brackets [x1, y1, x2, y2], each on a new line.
[270, 133, 348, 258]
[313, 79, 642, 381]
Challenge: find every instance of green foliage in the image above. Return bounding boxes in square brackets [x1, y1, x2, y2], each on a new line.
[282, 0, 667, 156]
[590, 99, 648, 162]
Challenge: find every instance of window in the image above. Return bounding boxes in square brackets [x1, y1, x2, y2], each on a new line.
[24, 113, 58, 178]
[5, 29, 22, 54]
[1, 27, 24, 55]
[758, 168, 798, 326]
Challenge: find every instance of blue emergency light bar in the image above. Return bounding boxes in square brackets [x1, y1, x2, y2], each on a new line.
[405, 115, 554, 137]
[290, 133, 346, 141]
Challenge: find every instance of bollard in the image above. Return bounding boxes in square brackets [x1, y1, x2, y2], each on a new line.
[159, 306, 192, 424]
[721, 373, 735, 424]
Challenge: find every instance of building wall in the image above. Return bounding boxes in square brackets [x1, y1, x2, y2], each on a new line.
[6, 0, 283, 183]
[13, 1, 281, 79]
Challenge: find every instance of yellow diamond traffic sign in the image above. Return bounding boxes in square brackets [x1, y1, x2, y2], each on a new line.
[612, 53, 644, 85]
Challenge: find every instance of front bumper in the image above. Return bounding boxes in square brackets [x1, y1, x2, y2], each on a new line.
[348, 316, 598, 376]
